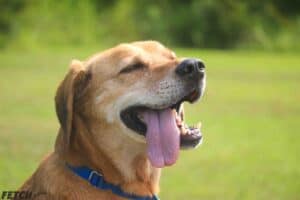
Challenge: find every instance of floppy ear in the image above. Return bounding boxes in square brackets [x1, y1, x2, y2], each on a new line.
[55, 60, 91, 149]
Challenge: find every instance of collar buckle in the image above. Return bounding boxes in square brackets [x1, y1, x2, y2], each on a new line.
[88, 170, 102, 185]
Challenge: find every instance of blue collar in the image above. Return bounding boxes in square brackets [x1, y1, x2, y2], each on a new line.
[67, 164, 159, 200]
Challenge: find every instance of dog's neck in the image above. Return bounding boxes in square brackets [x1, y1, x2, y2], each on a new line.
[55, 117, 161, 196]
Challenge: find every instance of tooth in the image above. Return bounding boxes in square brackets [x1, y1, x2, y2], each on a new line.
[179, 104, 184, 121]
[173, 109, 180, 123]
[180, 124, 188, 135]
[180, 127, 186, 135]
[172, 109, 177, 116]
[179, 125, 184, 134]
[196, 122, 202, 129]
[137, 112, 144, 120]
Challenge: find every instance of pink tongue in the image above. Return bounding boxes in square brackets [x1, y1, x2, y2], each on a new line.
[143, 108, 180, 168]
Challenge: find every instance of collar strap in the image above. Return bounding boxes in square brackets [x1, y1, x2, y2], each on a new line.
[66, 164, 159, 200]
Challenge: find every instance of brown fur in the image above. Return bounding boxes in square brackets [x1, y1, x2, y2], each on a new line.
[19, 41, 182, 199]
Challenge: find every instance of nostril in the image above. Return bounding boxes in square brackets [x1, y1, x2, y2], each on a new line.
[185, 64, 195, 74]
[196, 61, 205, 71]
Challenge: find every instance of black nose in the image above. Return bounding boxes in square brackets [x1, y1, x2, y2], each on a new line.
[176, 59, 205, 78]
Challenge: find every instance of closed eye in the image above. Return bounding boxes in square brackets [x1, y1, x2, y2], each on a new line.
[119, 62, 145, 74]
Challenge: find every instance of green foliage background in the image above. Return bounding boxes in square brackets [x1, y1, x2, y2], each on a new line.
[0, 0, 300, 50]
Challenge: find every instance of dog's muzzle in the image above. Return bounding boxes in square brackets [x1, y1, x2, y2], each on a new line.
[175, 58, 205, 101]
[120, 58, 206, 168]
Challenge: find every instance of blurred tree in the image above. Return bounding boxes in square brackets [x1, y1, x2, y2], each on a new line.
[0, 0, 25, 47]
[270, 0, 300, 17]
[132, 0, 249, 48]
[0, 0, 299, 49]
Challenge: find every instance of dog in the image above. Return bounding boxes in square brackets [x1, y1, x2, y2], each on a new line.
[19, 41, 206, 199]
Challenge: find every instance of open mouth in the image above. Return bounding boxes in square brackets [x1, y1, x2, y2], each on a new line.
[120, 88, 203, 168]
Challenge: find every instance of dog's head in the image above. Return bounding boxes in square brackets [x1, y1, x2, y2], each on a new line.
[55, 41, 206, 168]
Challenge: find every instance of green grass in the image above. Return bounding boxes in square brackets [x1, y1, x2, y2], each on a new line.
[0, 47, 299, 200]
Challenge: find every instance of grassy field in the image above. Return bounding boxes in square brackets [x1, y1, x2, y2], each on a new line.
[0, 47, 299, 200]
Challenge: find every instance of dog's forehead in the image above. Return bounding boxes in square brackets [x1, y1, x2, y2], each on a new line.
[116, 41, 176, 65]
[116, 41, 175, 61]
[86, 41, 177, 75]
[131, 41, 176, 58]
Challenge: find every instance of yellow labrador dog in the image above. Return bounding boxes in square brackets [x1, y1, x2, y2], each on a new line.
[19, 41, 206, 200]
